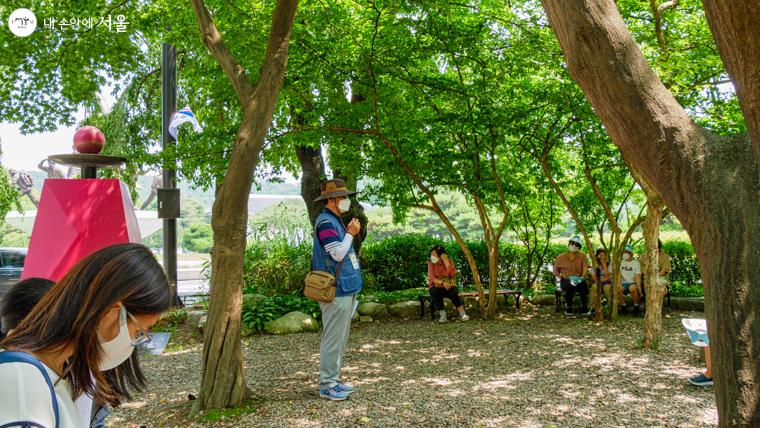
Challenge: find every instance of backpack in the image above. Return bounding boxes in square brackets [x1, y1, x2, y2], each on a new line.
[0, 351, 60, 428]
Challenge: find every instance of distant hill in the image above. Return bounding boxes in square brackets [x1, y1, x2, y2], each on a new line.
[12, 169, 301, 210]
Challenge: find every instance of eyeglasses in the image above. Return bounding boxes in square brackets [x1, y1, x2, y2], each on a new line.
[127, 311, 153, 347]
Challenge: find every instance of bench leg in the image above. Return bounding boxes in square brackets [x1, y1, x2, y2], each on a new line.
[515, 293, 521, 311]
[419, 297, 425, 319]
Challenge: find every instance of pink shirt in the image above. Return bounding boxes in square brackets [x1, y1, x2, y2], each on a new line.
[428, 260, 457, 288]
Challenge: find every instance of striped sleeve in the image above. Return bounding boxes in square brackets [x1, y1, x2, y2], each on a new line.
[317, 220, 342, 252]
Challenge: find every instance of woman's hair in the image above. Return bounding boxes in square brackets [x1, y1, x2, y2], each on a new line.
[430, 245, 447, 257]
[595, 248, 607, 259]
[0, 243, 170, 406]
[0, 278, 54, 337]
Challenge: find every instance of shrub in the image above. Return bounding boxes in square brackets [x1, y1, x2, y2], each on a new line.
[361, 234, 565, 293]
[182, 224, 213, 253]
[360, 234, 440, 291]
[241, 295, 321, 333]
[238, 233, 702, 298]
[242, 238, 312, 295]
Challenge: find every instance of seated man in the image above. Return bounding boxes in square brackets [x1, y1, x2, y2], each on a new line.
[553, 236, 590, 315]
[618, 244, 643, 315]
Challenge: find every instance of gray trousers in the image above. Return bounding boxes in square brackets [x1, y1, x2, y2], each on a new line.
[319, 294, 356, 390]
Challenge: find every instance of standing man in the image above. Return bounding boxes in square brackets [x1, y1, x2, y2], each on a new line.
[312, 179, 363, 401]
[553, 235, 590, 315]
[618, 244, 643, 315]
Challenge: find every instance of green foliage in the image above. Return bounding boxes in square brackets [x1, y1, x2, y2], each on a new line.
[0, 165, 21, 225]
[360, 234, 440, 291]
[242, 238, 312, 296]
[241, 295, 320, 333]
[249, 200, 311, 245]
[360, 234, 565, 293]
[241, 232, 703, 297]
[661, 240, 702, 297]
[182, 224, 213, 254]
[0, 224, 29, 247]
[633, 239, 702, 296]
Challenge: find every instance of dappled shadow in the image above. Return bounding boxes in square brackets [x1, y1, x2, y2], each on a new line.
[110, 307, 717, 427]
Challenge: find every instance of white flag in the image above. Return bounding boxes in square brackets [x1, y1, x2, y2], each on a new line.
[168, 106, 203, 139]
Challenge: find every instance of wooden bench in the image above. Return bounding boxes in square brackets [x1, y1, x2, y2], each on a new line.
[418, 289, 522, 319]
[555, 280, 671, 313]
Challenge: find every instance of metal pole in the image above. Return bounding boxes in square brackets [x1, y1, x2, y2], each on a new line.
[161, 43, 181, 307]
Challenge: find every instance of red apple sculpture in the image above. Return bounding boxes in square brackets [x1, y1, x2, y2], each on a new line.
[73, 126, 105, 154]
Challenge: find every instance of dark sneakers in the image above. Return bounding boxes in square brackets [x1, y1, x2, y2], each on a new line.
[688, 373, 714, 386]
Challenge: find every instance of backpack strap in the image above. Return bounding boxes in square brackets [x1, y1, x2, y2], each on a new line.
[0, 351, 60, 428]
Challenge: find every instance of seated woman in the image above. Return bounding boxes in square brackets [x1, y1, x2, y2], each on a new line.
[427, 246, 469, 323]
[591, 248, 612, 304]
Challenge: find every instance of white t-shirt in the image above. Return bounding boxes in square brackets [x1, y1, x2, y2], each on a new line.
[0, 360, 83, 428]
[619, 259, 641, 284]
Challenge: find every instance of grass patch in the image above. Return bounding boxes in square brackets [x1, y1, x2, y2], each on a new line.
[197, 400, 257, 423]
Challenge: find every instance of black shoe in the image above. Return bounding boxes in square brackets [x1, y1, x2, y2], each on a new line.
[632, 305, 640, 316]
[564, 307, 574, 316]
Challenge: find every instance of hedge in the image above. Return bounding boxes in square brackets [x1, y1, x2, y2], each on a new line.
[241, 234, 703, 297]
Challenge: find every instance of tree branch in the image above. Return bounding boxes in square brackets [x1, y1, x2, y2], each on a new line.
[190, 0, 255, 107]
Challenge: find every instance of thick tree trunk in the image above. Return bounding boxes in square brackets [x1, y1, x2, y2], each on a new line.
[541, 1, 760, 425]
[295, 144, 326, 226]
[190, 0, 298, 413]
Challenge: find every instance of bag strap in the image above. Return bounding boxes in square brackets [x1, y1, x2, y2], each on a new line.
[0, 351, 61, 428]
[334, 257, 346, 281]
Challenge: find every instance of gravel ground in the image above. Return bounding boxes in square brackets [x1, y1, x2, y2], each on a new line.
[107, 307, 717, 427]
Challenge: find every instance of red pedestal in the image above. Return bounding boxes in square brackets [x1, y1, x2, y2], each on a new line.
[22, 179, 142, 282]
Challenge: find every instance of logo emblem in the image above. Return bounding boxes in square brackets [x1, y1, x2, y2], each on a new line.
[8, 9, 37, 37]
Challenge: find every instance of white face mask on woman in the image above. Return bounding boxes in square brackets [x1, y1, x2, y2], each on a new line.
[568, 244, 580, 252]
[338, 198, 351, 213]
[431, 255, 439, 264]
[98, 305, 136, 371]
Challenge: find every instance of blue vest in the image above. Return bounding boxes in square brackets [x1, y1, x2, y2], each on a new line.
[312, 209, 363, 296]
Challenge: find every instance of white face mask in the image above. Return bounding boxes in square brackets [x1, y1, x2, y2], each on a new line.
[623, 253, 632, 261]
[338, 198, 351, 213]
[431, 256, 439, 264]
[568, 244, 579, 252]
[98, 305, 136, 371]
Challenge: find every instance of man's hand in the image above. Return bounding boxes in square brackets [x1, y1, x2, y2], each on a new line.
[347, 218, 361, 236]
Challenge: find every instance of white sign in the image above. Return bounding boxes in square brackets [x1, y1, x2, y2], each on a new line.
[8, 8, 37, 37]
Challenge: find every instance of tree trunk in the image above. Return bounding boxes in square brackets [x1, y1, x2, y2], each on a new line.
[332, 169, 368, 252]
[190, 0, 298, 413]
[295, 144, 326, 226]
[640, 184, 665, 348]
[541, 1, 760, 424]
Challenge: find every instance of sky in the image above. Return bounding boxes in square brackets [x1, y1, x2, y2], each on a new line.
[0, 119, 84, 171]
